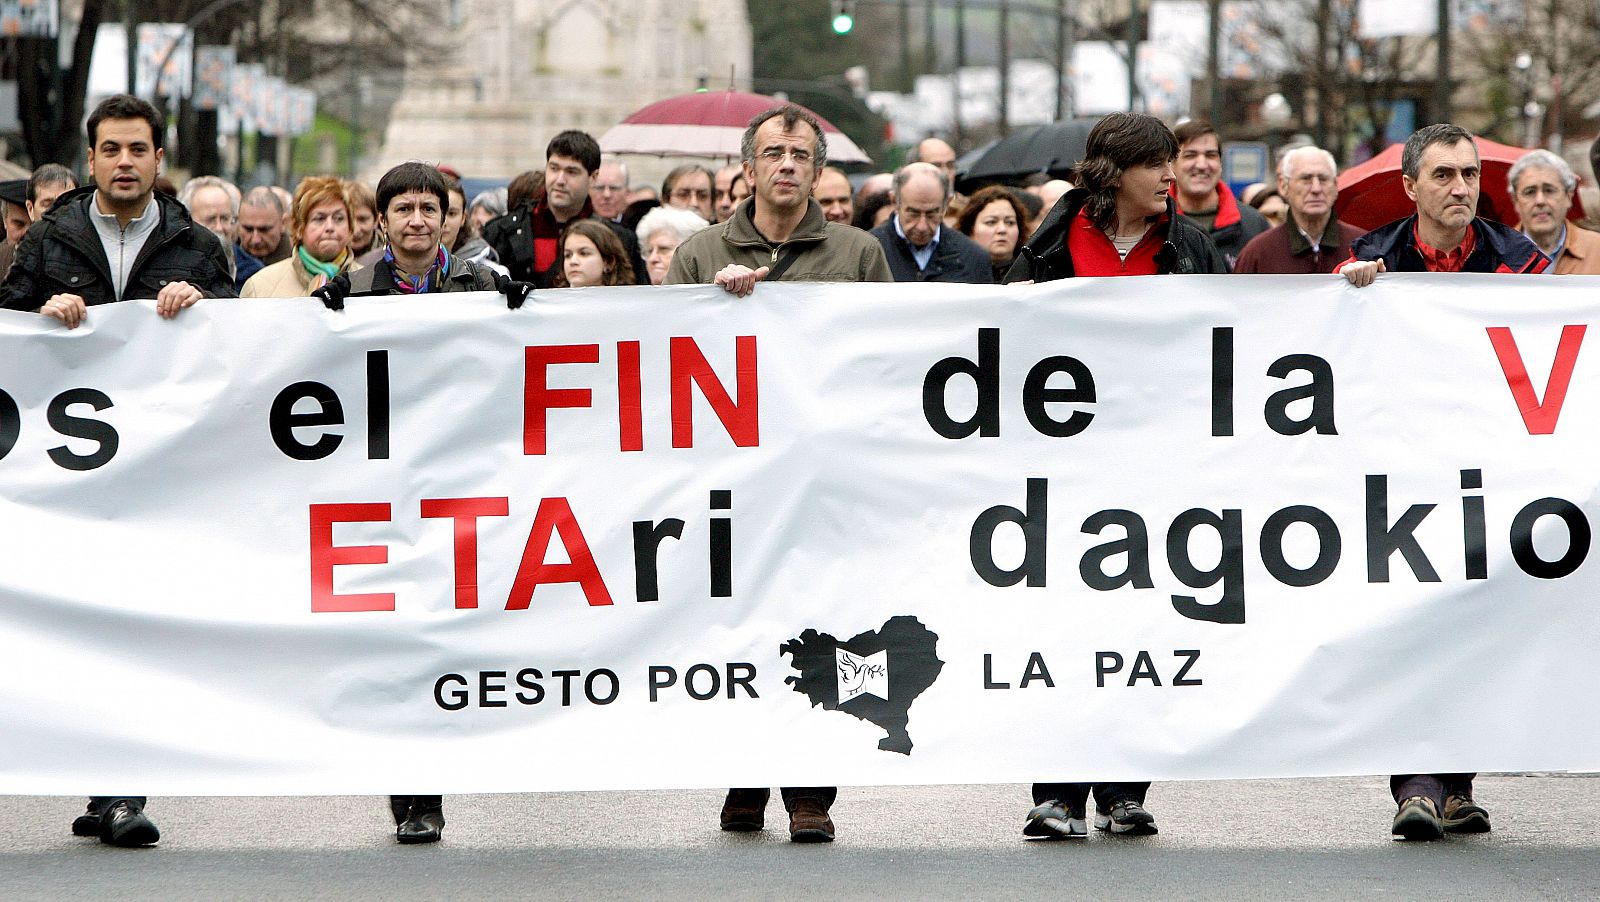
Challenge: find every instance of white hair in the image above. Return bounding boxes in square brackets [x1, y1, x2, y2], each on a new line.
[178, 176, 241, 216]
[635, 204, 709, 246]
[1277, 145, 1338, 181]
[1507, 149, 1576, 197]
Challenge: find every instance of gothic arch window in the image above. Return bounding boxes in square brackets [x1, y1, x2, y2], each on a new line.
[541, 0, 619, 74]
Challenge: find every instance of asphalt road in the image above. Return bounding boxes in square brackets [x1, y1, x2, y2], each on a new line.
[2, 776, 1598, 900]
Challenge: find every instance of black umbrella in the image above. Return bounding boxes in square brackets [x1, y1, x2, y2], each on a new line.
[955, 119, 1101, 195]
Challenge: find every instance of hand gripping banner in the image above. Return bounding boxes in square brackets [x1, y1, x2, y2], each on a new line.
[2, 274, 1599, 795]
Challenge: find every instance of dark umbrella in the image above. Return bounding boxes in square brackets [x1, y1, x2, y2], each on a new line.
[955, 119, 1101, 194]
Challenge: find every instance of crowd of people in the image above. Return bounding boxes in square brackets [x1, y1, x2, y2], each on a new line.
[2, 90, 1596, 850]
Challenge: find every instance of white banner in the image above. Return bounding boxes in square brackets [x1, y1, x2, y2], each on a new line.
[3, 276, 1600, 796]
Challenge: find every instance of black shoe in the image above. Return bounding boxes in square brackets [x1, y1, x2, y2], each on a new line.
[397, 801, 444, 844]
[1094, 799, 1157, 835]
[1023, 800, 1087, 838]
[1392, 796, 1444, 841]
[71, 801, 100, 837]
[389, 795, 412, 826]
[720, 788, 767, 832]
[99, 801, 159, 847]
[1443, 794, 1491, 834]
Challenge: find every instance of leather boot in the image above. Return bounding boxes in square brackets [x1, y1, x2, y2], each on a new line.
[397, 795, 444, 844]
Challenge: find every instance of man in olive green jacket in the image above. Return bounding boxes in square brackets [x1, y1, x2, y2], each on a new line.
[665, 106, 889, 291]
[664, 105, 889, 844]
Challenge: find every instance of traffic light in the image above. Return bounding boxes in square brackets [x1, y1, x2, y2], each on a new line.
[831, 0, 855, 35]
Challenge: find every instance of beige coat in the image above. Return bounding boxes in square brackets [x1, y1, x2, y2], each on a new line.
[1555, 224, 1600, 275]
[240, 253, 361, 298]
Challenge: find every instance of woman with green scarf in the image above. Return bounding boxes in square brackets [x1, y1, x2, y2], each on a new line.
[241, 176, 361, 297]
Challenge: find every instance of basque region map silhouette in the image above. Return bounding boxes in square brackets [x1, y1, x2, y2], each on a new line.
[780, 615, 944, 754]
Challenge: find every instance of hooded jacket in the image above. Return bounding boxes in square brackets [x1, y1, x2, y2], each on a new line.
[1, 185, 235, 310]
[1004, 188, 1229, 282]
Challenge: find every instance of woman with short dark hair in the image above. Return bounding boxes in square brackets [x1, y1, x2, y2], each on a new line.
[1006, 112, 1227, 282]
[1006, 113, 1226, 842]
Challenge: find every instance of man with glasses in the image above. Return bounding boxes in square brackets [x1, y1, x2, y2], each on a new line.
[662, 163, 716, 222]
[591, 156, 629, 222]
[178, 176, 242, 281]
[1506, 148, 1600, 274]
[869, 162, 991, 283]
[665, 107, 889, 841]
[1234, 146, 1365, 274]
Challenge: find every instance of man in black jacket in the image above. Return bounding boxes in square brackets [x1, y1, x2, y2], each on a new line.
[0, 94, 233, 848]
[1171, 120, 1268, 270]
[869, 163, 993, 284]
[1, 95, 233, 326]
[479, 130, 649, 288]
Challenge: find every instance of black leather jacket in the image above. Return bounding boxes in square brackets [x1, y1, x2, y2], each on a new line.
[1004, 189, 1229, 282]
[0, 185, 235, 310]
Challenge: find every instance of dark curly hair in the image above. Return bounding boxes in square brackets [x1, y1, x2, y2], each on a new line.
[1072, 112, 1179, 232]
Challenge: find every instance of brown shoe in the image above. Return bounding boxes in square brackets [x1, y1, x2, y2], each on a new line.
[720, 788, 767, 832]
[788, 798, 835, 843]
[1443, 794, 1491, 833]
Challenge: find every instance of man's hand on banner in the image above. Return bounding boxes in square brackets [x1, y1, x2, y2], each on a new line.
[312, 275, 351, 311]
[39, 292, 87, 329]
[1341, 258, 1385, 288]
[155, 281, 205, 319]
[714, 263, 770, 297]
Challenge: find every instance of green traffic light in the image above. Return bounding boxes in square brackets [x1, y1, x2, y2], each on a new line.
[832, 13, 853, 34]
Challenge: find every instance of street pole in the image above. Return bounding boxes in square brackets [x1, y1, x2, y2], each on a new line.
[953, 0, 965, 149]
[1206, 0, 1221, 125]
[124, 1, 136, 94]
[900, 0, 912, 92]
[1433, 0, 1451, 122]
[1125, 0, 1141, 112]
[998, 0, 1010, 136]
[1054, 0, 1073, 121]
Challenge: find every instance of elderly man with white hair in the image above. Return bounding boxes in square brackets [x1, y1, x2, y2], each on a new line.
[635, 204, 709, 285]
[1508, 148, 1600, 274]
[1234, 145, 1366, 273]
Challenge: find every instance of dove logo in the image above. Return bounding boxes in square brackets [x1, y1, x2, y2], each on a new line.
[837, 648, 889, 704]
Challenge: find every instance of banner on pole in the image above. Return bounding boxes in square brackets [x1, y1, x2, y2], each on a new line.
[2, 275, 1599, 795]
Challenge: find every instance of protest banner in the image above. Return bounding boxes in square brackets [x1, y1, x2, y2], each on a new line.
[1, 274, 1597, 795]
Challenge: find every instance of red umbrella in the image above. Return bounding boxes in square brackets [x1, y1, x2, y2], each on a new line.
[1335, 137, 1584, 231]
[600, 90, 871, 164]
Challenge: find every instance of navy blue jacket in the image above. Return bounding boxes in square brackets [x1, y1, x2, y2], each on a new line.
[1345, 215, 1549, 274]
[870, 219, 996, 284]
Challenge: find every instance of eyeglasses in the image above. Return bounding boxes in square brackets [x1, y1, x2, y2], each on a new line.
[759, 147, 814, 165]
[1517, 184, 1567, 199]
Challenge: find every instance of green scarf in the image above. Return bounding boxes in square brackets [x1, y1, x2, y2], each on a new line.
[296, 245, 348, 290]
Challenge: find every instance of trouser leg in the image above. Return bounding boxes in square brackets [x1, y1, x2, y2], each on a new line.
[1091, 782, 1150, 808]
[1032, 782, 1092, 811]
[1390, 774, 1447, 810]
[89, 796, 147, 813]
[780, 787, 836, 811]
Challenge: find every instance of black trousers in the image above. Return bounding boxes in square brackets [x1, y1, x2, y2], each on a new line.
[1031, 782, 1150, 810]
[1390, 773, 1475, 810]
[88, 796, 146, 813]
[726, 787, 836, 810]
